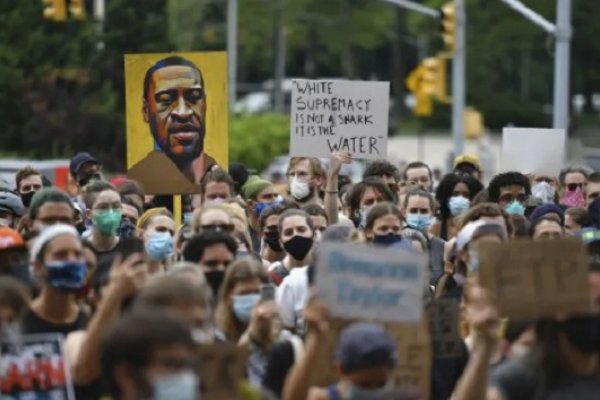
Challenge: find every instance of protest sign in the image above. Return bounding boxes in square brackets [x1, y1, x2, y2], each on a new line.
[478, 238, 591, 319]
[429, 298, 462, 358]
[316, 243, 428, 323]
[197, 343, 247, 400]
[501, 127, 566, 177]
[125, 52, 228, 194]
[0, 334, 74, 400]
[310, 318, 431, 398]
[290, 79, 390, 159]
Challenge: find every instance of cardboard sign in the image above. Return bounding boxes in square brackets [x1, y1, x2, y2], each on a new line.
[478, 238, 591, 319]
[502, 127, 566, 176]
[290, 79, 389, 159]
[197, 343, 247, 400]
[125, 52, 228, 194]
[0, 334, 75, 400]
[316, 243, 428, 323]
[310, 318, 430, 398]
[429, 298, 463, 358]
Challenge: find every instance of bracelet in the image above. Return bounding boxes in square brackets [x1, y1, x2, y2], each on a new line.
[325, 190, 338, 194]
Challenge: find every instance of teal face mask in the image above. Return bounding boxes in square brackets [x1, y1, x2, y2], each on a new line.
[93, 209, 122, 235]
[504, 200, 525, 216]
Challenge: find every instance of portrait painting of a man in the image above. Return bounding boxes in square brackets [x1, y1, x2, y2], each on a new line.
[125, 52, 228, 194]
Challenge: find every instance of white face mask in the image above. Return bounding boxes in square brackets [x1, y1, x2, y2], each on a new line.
[151, 371, 199, 400]
[531, 181, 556, 204]
[290, 178, 311, 200]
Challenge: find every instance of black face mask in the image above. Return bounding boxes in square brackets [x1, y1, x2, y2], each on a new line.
[373, 233, 403, 246]
[264, 230, 283, 252]
[205, 270, 226, 298]
[20, 191, 35, 208]
[77, 173, 100, 188]
[283, 235, 313, 261]
[118, 219, 136, 239]
[559, 316, 600, 353]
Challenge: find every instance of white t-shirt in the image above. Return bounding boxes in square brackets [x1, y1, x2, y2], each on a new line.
[276, 265, 308, 336]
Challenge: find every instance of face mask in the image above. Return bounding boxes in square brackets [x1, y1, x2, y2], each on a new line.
[561, 187, 585, 208]
[373, 233, 403, 246]
[504, 201, 525, 216]
[346, 383, 395, 400]
[151, 371, 199, 400]
[192, 327, 215, 344]
[448, 196, 470, 216]
[0, 218, 11, 228]
[46, 260, 87, 291]
[531, 181, 556, 204]
[468, 248, 480, 274]
[93, 209, 122, 235]
[21, 191, 35, 208]
[559, 316, 600, 353]
[233, 293, 261, 323]
[290, 178, 311, 201]
[358, 205, 374, 229]
[118, 218, 136, 238]
[264, 230, 283, 252]
[283, 235, 313, 261]
[255, 202, 272, 217]
[406, 214, 432, 231]
[146, 232, 174, 261]
[204, 270, 225, 297]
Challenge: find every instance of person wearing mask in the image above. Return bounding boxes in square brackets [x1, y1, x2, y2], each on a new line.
[453, 154, 483, 182]
[346, 179, 395, 229]
[242, 175, 279, 252]
[101, 311, 199, 400]
[15, 166, 44, 210]
[183, 230, 238, 298]
[119, 197, 140, 238]
[564, 208, 593, 235]
[362, 202, 412, 249]
[82, 181, 122, 280]
[0, 190, 25, 229]
[196, 168, 235, 208]
[286, 157, 325, 206]
[259, 203, 293, 264]
[585, 172, 600, 207]
[558, 165, 591, 209]
[215, 259, 279, 386]
[488, 172, 531, 216]
[275, 209, 315, 334]
[530, 216, 565, 241]
[403, 161, 434, 192]
[0, 276, 30, 338]
[70, 152, 101, 192]
[138, 208, 175, 274]
[303, 204, 328, 242]
[22, 224, 88, 335]
[191, 204, 235, 234]
[402, 188, 446, 283]
[27, 188, 75, 234]
[530, 174, 559, 204]
[0, 228, 33, 286]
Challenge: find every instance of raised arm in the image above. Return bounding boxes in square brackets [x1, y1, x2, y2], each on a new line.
[324, 151, 352, 226]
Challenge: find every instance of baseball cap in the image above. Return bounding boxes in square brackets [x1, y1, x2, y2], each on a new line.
[0, 228, 26, 252]
[70, 152, 97, 176]
[335, 323, 397, 373]
[454, 154, 482, 172]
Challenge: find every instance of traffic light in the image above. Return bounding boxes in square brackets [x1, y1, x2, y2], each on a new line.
[464, 107, 484, 139]
[421, 57, 448, 102]
[440, 2, 456, 50]
[69, 0, 86, 20]
[42, 0, 67, 22]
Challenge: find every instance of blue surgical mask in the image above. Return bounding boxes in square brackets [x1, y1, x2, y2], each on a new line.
[468, 248, 480, 274]
[372, 233, 403, 246]
[505, 200, 525, 216]
[448, 196, 470, 216]
[151, 371, 199, 400]
[46, 260, 87, 291]
[233, 293, 261, 323]
[255, 201, 272, 217]
[406, 213, 432, 231]
[146, 232, 174, 261]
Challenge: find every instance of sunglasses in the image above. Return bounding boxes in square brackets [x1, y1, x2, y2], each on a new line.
[566, 183, 585, 191]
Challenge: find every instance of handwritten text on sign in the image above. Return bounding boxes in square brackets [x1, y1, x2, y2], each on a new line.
[478, 238, 590, 319]
[316, 243, 427, 323]
[290, 79, 390, 159]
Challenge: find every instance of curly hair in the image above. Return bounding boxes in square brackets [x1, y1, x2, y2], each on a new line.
[347, 179, 394, 227]
[363, 160, 400, 182]
[435, 174, 483, 220]
[487, 172, 531, 203]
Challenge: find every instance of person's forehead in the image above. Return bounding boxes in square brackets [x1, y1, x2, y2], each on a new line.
[38, 202, 72, 217]
[150, 215, 175, 229]
[21, 174, 42, 184]
[122, 204, 139, 218]
[362, 187, 381, 199]
[588, 182, 600, 192]
[454, 182, 469, 191]
[407, 195, 430, 208]
[200, 209, 230, 223]
[94, 190, 121, 205]
[537, 220, 562, 231]
[480, 216, 506, 228]
[206, 182, 231, 193]
[202, 243, 234, 258]
[47, 234, 81, 252]
[311, 215, 327, 226]
[406, 167, 430, 178]
[375, 213, 401, 225]
[289, 159, 311, 173]
[282, 215, 309, 229]
[565, 172, 586, 182]
[258, 186, 276, 196]
[151, 65, 202, 93]
[499, 185, 525, 193]
[265, 214, 280, 226]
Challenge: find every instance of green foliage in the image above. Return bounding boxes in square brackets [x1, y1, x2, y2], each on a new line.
[229, 113, 290, 171]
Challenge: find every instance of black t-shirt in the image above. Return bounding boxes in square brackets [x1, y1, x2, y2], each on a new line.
[491, 358, 600, 400]
[20, 307, 88, 336]
[88, 243, 119, 288]
[262, 340, 295, 398]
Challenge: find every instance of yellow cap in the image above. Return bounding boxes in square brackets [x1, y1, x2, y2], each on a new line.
[454, 154, 482, 171]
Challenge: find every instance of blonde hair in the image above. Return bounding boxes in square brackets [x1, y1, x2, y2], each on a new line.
[191, 205, 232, 232]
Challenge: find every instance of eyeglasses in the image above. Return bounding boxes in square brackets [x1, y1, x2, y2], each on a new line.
[200, 223, 234, 233]
[499, 194, 528, 204]
[566, 183, 585, 191]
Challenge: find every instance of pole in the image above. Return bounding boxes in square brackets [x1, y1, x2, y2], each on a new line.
[273, 0, 286, 113]
[380, 0, 438, 17]
[452, 0, 465, 157]
[552, 0, 571, 130]
[227, 0, 238, 111]
[94, 0, 105, 50]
